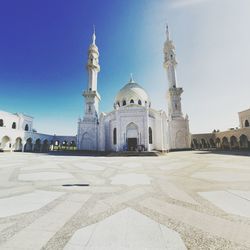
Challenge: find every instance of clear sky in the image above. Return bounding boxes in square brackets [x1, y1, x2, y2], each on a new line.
[1, 0, 250, 135]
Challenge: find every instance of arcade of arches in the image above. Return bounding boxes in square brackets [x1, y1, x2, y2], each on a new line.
[191, 133, 250, 151]
[1, 136, 77, 152]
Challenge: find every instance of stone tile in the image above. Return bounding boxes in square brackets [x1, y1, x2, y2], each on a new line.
[18, 172, 74, 181]
[1, 194, 90, 250]
[0, 190, 64, 217]
[192, 171, 250, 182]
[159, 181, 199, 205]
[198, 190, 250, 218]
[110, 173, 152, 186]
[64, 208, 186, 250]
[140, 197, 250, 247]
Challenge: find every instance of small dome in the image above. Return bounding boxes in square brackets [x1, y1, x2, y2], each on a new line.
[114, 78, 150, 107]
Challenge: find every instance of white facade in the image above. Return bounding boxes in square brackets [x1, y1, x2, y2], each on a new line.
[0, 110, 76, 152]
[77, 27, 191, 152]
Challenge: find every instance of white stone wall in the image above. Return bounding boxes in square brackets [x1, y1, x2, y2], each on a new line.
[238, 109, 250, 128]
[77, 117, 98, 150]
[167, 117, 190, 150]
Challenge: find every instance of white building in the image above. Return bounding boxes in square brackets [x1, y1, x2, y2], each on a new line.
[77, 27, 191, 152]
[0, 110, 76, 152]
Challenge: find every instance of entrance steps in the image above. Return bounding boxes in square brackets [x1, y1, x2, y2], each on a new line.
[107, 151, 165, 157]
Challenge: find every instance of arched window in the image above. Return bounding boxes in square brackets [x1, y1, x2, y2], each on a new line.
[0, 119, 3, 127]
[122, 100, 126, 106]
[149, 127, 153, 144]
[116, 102, 120, 107]
[138, 100, 142, 105]
[245, 120, 249, 127]
[113, 128, 117, 145]
[25, 124, 29, 131]
[12, 122, 16, 129]
[130, 99, 134, 104]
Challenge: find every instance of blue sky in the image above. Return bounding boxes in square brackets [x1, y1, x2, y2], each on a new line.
[1, 0, 250, 135]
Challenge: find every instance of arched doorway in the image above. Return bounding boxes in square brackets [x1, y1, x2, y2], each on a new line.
[42, 140, 49, 152]
[209, 138, 216, 148]
[1, 136, 11, 151]
[70, 141, 76, 150]
[230, 136, 239, 150]
[175, 131, 186, 149]
[192, 139, 199, 149]
[215, 138, 221, 149]
[201, 138, 207, 149]
[81, 133, 94, 150]
[239, 134, 249, 149]
[245, 120, 250, 127]
[24, 138, 33, 152]
[34, 139, 41, 152]
[222, 137, 230, 149]
[14, 137, 22, 151]
[126, 123, 138, 151]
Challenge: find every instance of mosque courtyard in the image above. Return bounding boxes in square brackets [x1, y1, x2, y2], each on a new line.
[0, 151, 250, 249]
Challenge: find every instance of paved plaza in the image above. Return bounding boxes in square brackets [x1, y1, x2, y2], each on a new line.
[0, 151, 250, 249]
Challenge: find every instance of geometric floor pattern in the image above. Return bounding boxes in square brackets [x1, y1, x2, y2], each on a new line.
[0, 151, 250, 249]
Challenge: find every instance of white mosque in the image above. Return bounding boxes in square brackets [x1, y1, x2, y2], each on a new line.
[0, 27, 191, 152]
[77, 27, 191, 152]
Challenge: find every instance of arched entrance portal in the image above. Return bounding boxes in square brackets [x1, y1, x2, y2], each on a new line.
[126, 123, 138, 151]
[14, 137, 23, 151]
[81, 133, 94, 151]
[1, 136, 11, 151]
[24, 138, 33, 152]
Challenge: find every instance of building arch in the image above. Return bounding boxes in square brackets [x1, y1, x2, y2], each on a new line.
[130, 99, 134, 104]
[138, 100, 142, 105]
[1, 136, 11, 151]
[81, 132, 94, 150]
[25, 124, 29, 131]
[215, 138, 221, 148]
[192, 139, 199, 149]
[12, 122, 16, 129]
[122, 100, 126, 106]
[42, 139, 49, 152]
[230, 136, 239, 149]
[175, 130, 186, 149]
[149, 127, 153, 144]
[221, 137, 230, 149]
[239, 134, 249, 149]
[126, 123, 139, 151]
[209, 138, 216, 148]
[14, 137, 22, 151]
[113, 128, 117, 145]
[201, 138, 208, 149]
[70, 141, 76, 149]
[34, 139, 41, 152]
[24, 138, 33, 152]
[245, 120, 250, 127]
[0, 119, 3, 127]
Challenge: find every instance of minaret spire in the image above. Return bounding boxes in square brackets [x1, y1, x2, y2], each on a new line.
[166, 24, 170, 41]
[92, 25, 96, 45]
[129, 73, 134, 83]
[164, 25, 183, 118]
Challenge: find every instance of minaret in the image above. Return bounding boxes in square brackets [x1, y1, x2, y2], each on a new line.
[83, 27, 101, 118]
[164, 25, 183, 118]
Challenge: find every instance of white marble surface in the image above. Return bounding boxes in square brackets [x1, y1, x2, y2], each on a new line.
[19, 172, 74, 181]
[192, 171, 250, 182]
[0, 190, 64, 217]
[0, 151, 250, 249]
[110, 173, 152, 186]
[64, 208, 186, 250]
[73, 162, 105, 171]
[122, 162, 142, 168]
[198, 190, 250, 218]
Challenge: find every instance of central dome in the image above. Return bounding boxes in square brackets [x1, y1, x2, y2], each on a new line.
[114, 77, 150, 107]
